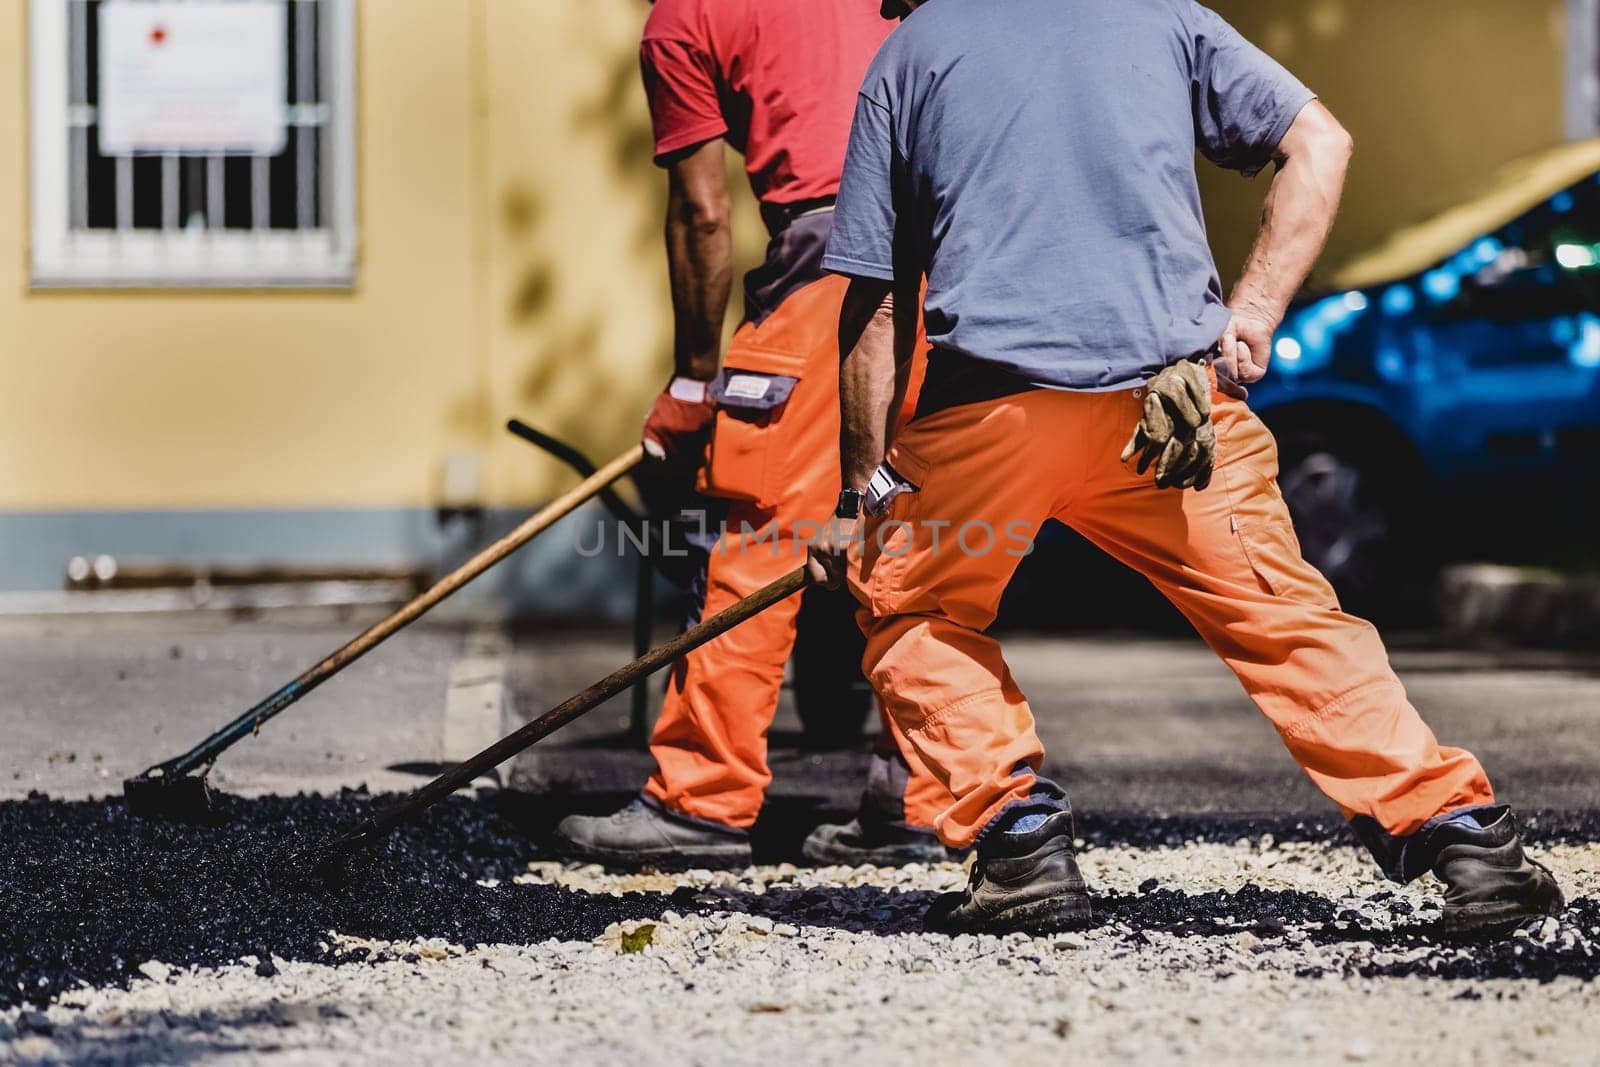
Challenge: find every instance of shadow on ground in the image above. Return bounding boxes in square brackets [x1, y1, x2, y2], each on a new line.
[5, 792, 1598, 1015]
[0, 792, 681, 1013]
[14, 1001, 339, 1067]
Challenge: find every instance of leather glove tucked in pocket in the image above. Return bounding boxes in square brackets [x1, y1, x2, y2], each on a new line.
[1120, 360, 1216, 491]
[642, 377, 716, 464]
[637, 376, 716, 520]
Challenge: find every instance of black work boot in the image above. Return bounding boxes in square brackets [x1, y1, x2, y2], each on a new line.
[1420, 807, 1565, 937]
[801, 816, 950, 867]
[552, 798, 753, 871]
[805, 748, 954, 866]
[924, 810, 1092, 935]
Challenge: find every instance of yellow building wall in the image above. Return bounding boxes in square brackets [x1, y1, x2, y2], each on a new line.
[1, 0, 483, 511]
[478, 0, 664, 506]
[479, 0, 764, 506]
[0, 0, 1575, 517]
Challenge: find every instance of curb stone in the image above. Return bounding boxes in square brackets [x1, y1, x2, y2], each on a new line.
[1434, 564, 1600, 646]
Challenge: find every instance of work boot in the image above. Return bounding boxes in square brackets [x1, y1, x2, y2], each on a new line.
[552, 798, 753, 871]
[801, 816, 950, 867]
[924, 809, 1092, 935]
[1421, 807, 1565, 937]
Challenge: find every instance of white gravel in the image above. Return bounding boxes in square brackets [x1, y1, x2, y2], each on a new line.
[5, 841, 1598, 1066]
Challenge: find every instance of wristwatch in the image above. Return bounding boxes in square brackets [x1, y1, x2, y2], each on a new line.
[835, 488, 865, 520]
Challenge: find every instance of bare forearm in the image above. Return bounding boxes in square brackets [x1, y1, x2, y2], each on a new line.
[838, 279, 901, 490]
[1231, 106, 1352, 327]
[663, 141, 733, 381]
[665, 205, 732, 380]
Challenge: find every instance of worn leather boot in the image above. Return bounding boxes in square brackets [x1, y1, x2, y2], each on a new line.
[553, 798, 753, 871]
[923, 810, 1092, 935]
[1423, 807, 1565, 937]
[801, 816, 950, 867]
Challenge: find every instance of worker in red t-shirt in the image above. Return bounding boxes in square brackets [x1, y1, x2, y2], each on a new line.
[553, 0, 945, 869]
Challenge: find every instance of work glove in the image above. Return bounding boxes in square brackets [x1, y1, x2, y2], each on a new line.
[1119, 360, 1216, 491]
[636, 376, 717, 529]
[641, 376, 715, 464]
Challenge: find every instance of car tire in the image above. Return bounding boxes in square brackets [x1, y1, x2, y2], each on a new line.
[1273, 427, 1430, 621]
[792, 583, 875, 750]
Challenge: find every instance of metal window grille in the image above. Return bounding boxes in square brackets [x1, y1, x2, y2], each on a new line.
[30, 0, 357, 288]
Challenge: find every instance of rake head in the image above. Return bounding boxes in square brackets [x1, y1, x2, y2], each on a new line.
[123, 769, 217, 822]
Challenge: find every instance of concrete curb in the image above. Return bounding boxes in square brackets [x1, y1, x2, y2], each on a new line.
[1435, 564, 1600, 646]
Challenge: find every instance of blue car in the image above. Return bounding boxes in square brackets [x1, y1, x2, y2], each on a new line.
[1250, 140, 1600, 610]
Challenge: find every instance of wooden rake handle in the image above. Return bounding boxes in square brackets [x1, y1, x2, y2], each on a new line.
[131, 444, 646, 784]
[318, 565, 812, 862]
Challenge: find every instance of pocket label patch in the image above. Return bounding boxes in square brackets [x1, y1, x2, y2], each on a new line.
[724, 374, 772, 402]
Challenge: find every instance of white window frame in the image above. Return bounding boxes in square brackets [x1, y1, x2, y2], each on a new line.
[28, 0, 358, 289]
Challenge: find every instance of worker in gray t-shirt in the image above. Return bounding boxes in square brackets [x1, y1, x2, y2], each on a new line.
[808, 0, 1563, 939]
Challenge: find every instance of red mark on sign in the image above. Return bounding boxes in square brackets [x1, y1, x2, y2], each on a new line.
[150, 25, 168, 45]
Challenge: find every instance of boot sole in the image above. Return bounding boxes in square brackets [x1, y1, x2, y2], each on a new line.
[555, 840, 753, 873]
[1439, 896, 1565, 939]
[927, 891, 1093, 936]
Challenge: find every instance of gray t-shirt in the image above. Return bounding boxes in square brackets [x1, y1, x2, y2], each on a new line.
[823, 0, 1315, 391]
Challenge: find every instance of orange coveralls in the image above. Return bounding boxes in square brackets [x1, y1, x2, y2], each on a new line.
[645, 264, 944, 831]
[635, 0, 947, 832]
[853, 371, 1494, 848]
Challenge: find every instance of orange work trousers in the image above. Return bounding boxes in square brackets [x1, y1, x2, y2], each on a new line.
[853, 375, 1494, 849]
[644, 274, 944, 830]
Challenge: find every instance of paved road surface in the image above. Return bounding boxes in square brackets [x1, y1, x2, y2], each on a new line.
[3, 608, 1599, 1066]
[0, 610, 472, 801]
[508, 626, 1600, 825]
[5, 610, 1596, 823]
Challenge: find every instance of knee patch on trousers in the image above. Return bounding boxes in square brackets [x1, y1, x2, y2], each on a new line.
[1275, 679, 1407, 745]
[882, 687, 999, 733]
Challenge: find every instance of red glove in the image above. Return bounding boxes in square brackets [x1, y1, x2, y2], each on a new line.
[642, 376, 715, 463]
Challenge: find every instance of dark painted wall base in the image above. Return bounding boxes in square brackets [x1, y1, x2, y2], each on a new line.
[0, 504, 641, 619]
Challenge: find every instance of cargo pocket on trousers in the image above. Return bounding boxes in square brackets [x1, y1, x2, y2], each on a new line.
[1234, 518, 1340, 609]
[699, 346, 805, 510]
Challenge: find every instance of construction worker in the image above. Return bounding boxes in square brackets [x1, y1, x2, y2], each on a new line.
[554, 0, 946, 869]
[811, 0, 1565, 936]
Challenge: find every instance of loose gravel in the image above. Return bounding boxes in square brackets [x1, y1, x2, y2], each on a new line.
[4, 793, 1599, 1064]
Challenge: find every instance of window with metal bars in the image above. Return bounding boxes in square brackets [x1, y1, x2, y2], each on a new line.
[30, 0, 356, 287]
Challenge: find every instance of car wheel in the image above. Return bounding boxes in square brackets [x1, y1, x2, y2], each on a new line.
[791, 584, 875, 750]
[1274, 431, 1421, 618]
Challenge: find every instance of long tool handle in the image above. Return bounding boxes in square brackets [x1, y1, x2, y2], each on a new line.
[319, 566, 810, 862]
[144, 445, 646, 780]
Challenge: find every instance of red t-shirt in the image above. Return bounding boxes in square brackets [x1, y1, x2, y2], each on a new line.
[640, 0, 893, 206]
